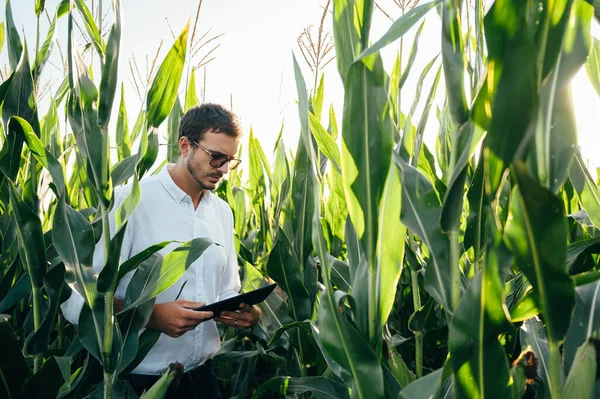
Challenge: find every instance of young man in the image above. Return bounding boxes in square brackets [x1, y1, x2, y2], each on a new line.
[61, 103, 260, 398]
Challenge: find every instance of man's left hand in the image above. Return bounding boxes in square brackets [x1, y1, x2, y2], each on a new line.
[215, 303, 261, 328]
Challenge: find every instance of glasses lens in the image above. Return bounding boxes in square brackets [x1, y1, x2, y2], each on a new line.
[210, 155, 229, 168]
[229, 159, 241, 170]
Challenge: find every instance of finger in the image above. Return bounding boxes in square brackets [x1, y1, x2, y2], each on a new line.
[181, 308, 213, 321]
[239, 303, 253, 312]
[177, 300, 205, 309]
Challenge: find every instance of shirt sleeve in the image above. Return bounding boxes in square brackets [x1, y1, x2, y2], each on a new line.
[60, 189, 132, 325]
[218, 205, 241, 300]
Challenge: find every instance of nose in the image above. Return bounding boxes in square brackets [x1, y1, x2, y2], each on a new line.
[217, 161, 229, 174]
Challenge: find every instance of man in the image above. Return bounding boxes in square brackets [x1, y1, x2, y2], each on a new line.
[61, 103, 260, 398]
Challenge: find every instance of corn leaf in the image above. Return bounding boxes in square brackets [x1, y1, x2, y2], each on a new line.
[167, 96, 183, 163]
[139, 369, 175, 399]
[309, 112, 341, 174]
[570, 150, 600, 229]
[586, 38, 600, 96]
[116, 85, 131, 161]
[121, 238, 213, 312]
[115, 298, 155, 374]
[98, 0, 122, 128]
[5, 0, 23, 71]
[252, 376, 349, 399]
[146, 23, 189, 129]
[74, 0, 105, 57]
[22, 356, 63, 398]
[399, 368, 443, 399]
[0, 22, 5, 54]
[0, 315, 29, 398]
[52, 195, 97, 307]
[0, 118, 25, 181]
[449, 228, 513, 399]
[32, 7, 59, 81]
[184, 68, 199, 111]
[8, 183, 47, 289]
[563, 340, 596, 399]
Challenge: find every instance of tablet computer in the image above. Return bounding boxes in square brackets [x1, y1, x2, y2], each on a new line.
[192, 283, 277, 317]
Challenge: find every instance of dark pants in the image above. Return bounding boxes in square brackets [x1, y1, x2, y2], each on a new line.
[127, 360, 221, 399]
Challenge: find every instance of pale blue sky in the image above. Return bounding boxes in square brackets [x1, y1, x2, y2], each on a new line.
[2, 0, 599, 170]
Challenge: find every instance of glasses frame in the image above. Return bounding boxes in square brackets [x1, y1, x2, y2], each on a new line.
[191, 141, 242, 170]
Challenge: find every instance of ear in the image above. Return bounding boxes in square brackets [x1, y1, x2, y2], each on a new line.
[179, 137, 192, 157]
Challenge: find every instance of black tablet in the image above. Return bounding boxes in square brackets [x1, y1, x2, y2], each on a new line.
[192, 283, 277, 317]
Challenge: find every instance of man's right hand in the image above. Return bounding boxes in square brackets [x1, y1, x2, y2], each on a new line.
[146, 300, 213, 338]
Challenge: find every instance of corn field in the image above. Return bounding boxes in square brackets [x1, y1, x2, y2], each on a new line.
[1, 0, 600, 398]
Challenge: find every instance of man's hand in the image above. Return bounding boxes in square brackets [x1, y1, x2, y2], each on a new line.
[215, 303, 261, 329]
[146, 300, 213, 338]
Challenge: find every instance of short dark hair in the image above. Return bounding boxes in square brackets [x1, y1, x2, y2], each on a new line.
[179, 103, 242, 142]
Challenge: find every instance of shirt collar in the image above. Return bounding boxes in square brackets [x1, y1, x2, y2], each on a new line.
[159, 164, 213, 204]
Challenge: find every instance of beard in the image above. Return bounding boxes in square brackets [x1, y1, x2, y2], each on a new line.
[186, 159, 223, 191]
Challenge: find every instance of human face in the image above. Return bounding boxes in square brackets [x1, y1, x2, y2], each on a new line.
[184, 130, 240, 192]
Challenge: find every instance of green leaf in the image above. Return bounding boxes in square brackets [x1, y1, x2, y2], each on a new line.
[563, 340, 596, 399]
[0, 314, 30, 398]
[24, 263, 66, 355]
[472, 0, 538, 197]
[449, 228, 513, 399]
[119, 327, 161, 376]
[121, 238, 213, 312]
[136, 127, 159, 178]
[397, 21, 425, 91]
[139, 369, 175, 399]
[394, 155, 451, 313]
[116, 84, 131, 161]
[116, 241, 172, 282]
[309, 112, 341, 174]
[564, 279, 600, 372]
[586, 38, 600, 97]
[146, 23, 189, 128]
[520, 317, 557, 394]
[96, 224, 128, 294]
[35, 0, 46, 15]
[441, 0, 468, 124]
[252, 376, 349, 399]
[74, 0, 104, 57]
[8, 182, 47, 288]
[387, 344, 415, 388]
[312, 74, 325, 120]
[167, 96, 183, 163]
[267, 229, 312, 321]
[506, 163, 575, 344]
[12, 116, 67, 198]
[5, 0, 23, 71]
[0, 272, 32, 313]
[22, 355, 63, 398]
[184, 68, 199, 111]
[111, 154, 137, 187]
[0, 22, 5, 54]
[570, 150, 600, 230]
[32, 7, 59, 81]
[0, 118, 24, 181]
[399, 368, 443, 399]
[52, 195, 97, 307]
[332, 0, 361, 79]
[357, 0, 441, 61]
[115, 298, 155, 374]
[98, 0, 122, 128]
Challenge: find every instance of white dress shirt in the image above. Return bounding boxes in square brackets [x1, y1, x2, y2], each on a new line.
[61, 165, 241, 375]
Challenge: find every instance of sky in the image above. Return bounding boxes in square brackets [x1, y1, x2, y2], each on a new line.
[2, 0, 600, 173]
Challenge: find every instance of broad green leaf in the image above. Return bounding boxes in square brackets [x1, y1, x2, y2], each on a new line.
[115, 298, 155, 374]
[12, 116, 67, 197]
[332, 0, 361, 79]
[136, 127, 159, 178]
[35, 0, 46, 15]
[586, 38, 600, 96]
[111, 154, 137, 187]
[184, 68, 199, 111]
[116, 84, 131, 161]
[505, 164, 575, 343]
[251, 376, 349, 399]
[121, 238, 213, 312]
[397, 21, 425, 91]
[78, 296, 121, 369]
[116, 241, 172, 282]
[534, 0, 591, 192]
[115, 175, 141, 231]
[388, 344, 415, 388]
[5, 0, 23, 71]
[167, 96, 183, 163]
[394, 155, 451, 313]
[441, 0, 468, 124]
[139, 369, 175, 399]
[146, 23, 189, 128]
[570, 150, 600, 229]
[564, 279, 600, 372]
[52, 195, 97, 307]
[0, 314, 30, 398]
[96, 224, 128, 294]
[563, 340, 596, 399]
[312, 74, 325, 120]
[0, 273, 32, 312]
[357, 0, 441, 61]
[24, 263, 66, 355]
[267, 229, 312, 321]
[472, 0, 538, 197]
[22, 354, 63, 398]
[520, 317, 558, 394]
[309, 112, 341, 174]
[399, 368, 443, 399]
[2, 42, 40, 133]
[449, 228, 513, 399]
[8, 183, 47, 289]
[0, 119, 25, 182]
[98, 0, 122, 128]
[74, 0, 105, 57]
[32, 6, 59, 81]
[119, 328, 161, 376]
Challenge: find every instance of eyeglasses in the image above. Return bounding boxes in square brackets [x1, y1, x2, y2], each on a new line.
[192, 141, 242, 170]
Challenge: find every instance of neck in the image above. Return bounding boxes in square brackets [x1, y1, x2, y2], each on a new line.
[168, 162, 205, 208]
